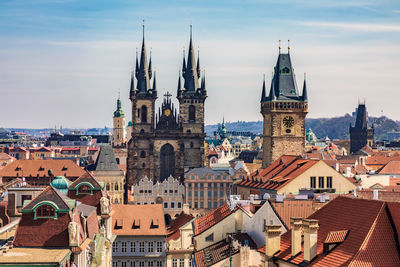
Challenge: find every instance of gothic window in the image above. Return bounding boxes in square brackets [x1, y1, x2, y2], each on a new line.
[142, 163, 146, 168]
[137, 108, 140, 118]
[140, 151, 146, 158]
[140, 129, 145, 134]
[115, 183, 119, 191]
[190, 142, 194, 148]
[36, 205, 55, 218]
[160, 143, 175, 181]
[189, 105, 195, 122]
[141, 105, 147, 123]
[106, 184, 110, 190]
[78, 184, 92, 194]
[116, 158, 120, 164]
[186, 130, 191, 134]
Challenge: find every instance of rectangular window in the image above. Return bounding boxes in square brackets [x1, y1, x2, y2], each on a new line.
[319, 176, 324, 188]
[327, 176, 333, 188]
[200, 202, 204, 208]
[164, 202, 168, 209]
[189, 201, 192, 208]
[200, 191, 204, 197]
[113, 262, 118, 267]
[220, 190, 224, 197]
[220, 183, 224, 187]
[208, 201, 211, 208]
[148, 241, 154, 252]
[177, 202, 182, 208]
[194, 191, 198, 197]
[179, 259, 184, 267]
[310, 176, 316, 188]
[148, 262, 154, 267]
[200, 183, 204, 188]
[113, 241, 118, 252]
[122, 241, 127, 252]
[214, 190, 218, 197]
[157, 241, 163, 253]
[189, 259, 192, 267]
[188, 191, 192, 197]
[171, 202, 175, 209]
[130, 241, 136, 252]
[194, 202, 198, 209]
[122, 262, 127, 267]
[214, 201, 218, 208]
[194, 183, 198, 187]
[172, 259, 178, 267]
[130, 262, 136, 267]
[139, 241, 145, 253]
[157, 262, 162, 267]
[208, 191, 211, 197]
[139, 262, 144, 267]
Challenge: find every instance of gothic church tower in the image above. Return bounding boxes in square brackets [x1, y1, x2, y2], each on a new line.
[126, 25, 157, 185]
[112, 95, 127, 148]
[177, 25, 207, 171]
[260, 47, 308, 167]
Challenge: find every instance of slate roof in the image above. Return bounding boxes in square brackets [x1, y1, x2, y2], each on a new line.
[193, 204, 232, 236]
[259, 197, 400, 266]
[194, 233, 257, 267]
[92, 144, 120, 172]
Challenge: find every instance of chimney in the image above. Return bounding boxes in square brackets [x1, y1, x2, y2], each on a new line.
[182, 203, 190, 214]
[373, 189, 379, 200]
[290, 217, 302, 256]
[303, 219, 319, 262]
[264, 224, 282, 259]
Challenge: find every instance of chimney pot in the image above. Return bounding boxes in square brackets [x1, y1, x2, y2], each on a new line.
[264, 224, 282, 258]
[290, 217, 303, 256]
[303, 219, 319, 262]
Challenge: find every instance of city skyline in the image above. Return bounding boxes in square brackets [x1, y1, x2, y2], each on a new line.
[1, 0, 400, 128]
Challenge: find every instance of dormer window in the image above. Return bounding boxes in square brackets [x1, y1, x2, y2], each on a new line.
[38, 166, 45, 171]
[35, 204, 56, 219]
[77, 184, 92, 195]
[281, 67, 290, 74]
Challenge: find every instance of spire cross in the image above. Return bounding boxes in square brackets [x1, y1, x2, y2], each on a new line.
[279, 40, 281, 53]
[164, 92, 172, 102]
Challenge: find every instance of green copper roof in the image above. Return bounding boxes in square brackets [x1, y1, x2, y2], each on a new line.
[128, 121, 133, 126]
[113, 98, 125, 118]
[50, 176, 71, 195]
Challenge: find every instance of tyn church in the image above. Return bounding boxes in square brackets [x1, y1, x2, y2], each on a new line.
[126, 26, 207, 186]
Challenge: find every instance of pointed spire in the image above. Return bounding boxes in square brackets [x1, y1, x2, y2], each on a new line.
[261, 74, 266, 102]
[196, 48, 201, 78]
[135, 48, 139, 78]
[129, 68, 135, 98]
[183, 24, 200, 92]
[182, 47, 186, 74]
[177, 70, 182, 96]
[148, 48, 152, 79]
[152, 70, 157, 92]
[201, 70, 206, 92]
[269, 72, 276, 101]
[135, 21, 151, 93]
[302, 72, 308, 102]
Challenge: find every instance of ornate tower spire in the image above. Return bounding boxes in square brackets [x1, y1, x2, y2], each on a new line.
[183, 24, 200, 92]
[152, 70, 157, 92]
[136, 22, 151, 93]
[268, 73, 276, 101]
[177, 70, 182, 96]
[129, 68, 135, 99]
[148, 48, 153, 79]
[196, 49, 201, 78]
[201, 70, 206, 91]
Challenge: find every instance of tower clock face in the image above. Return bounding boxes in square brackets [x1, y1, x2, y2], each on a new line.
[283, 116, 295, 128]
[164, 109, 171, 117]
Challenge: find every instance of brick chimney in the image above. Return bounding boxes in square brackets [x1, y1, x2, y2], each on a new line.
[303, 219, 319, 262]
[290, 217, 302, 256]
[264, 224, 281, 258]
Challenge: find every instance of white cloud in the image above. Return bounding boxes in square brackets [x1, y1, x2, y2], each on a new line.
[299, 21, 400, 32]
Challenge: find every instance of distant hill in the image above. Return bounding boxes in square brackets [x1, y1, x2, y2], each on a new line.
[206, 115, 400, 140]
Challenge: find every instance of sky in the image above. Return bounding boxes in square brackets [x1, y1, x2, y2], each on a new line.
[1, 0, 400, 128]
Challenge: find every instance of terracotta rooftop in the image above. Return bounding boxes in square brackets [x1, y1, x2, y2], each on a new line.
[112, 204, 166, 236]
[324, 230, 349, 244]
[237, 155, 319, 191]
[167, 213, 194, 241]
[193, 204, 232, 236]
[0, 159, 85, 178]
[0, 152, 15, 161]
[378, 161, 400, 175]
[270, 200, 316, 230]
[194, 233, 257, 267]
[259, 196, 400, 266]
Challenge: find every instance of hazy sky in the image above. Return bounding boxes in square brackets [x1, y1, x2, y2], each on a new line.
[1, 0, 400, 128]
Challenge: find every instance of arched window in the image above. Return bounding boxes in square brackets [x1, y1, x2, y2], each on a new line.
[115, 183, 119, 191]
[141, 105, 147, 123]
[189, 105, 195, 122]
[142, 163, 146, 168]
[140, 129, 145, 134]
[281, 67, 290, 74]
[78, 184, 92, 194]
[36, 205, 55, 218]
[140, 151, 146, 158]
[116, 158, 120, 164]
[106, 184, 110, 190]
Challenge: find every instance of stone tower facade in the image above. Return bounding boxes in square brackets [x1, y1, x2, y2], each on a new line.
[112, 96, 127, 148]
[126, 26, 206, 187]
[350, 103, 374, 154]
[260, 49, 308, 167]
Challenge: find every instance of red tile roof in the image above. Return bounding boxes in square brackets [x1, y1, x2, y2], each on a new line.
[324, 230, 349, 244]
[270, 200, 316, 230]
[378, 161, 400, 175]
[237, 155, 319, 191]
[193, 204, 232, 236]
[260, 197, 400, 266]
[167, 213, 194, 242]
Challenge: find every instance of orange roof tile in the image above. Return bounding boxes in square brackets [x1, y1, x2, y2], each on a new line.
[112, 204, 166, 236]
[270, 200, 315, 230]
[193, 204, 232, 236]
[378, 161, 400, 175]
[324, 230, 349, 244]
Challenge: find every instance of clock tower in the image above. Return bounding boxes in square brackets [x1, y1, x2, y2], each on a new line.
[260, 47, 308, 167]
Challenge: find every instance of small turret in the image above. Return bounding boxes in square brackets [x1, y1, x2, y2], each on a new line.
[302, 73, 308, 102]
[261, 75, 266, 102]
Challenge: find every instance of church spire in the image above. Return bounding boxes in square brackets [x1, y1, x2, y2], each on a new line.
[177, 70, 182, 96]
[183, 24, 200, 92]
[302, 73, 308, 102]
[129, 68, 135, 99]
[148, 49, 153, 79]
[136, 22, 151, 93]
[201, 71, 206, 92]
[261, 74, 266, 102]
[196, 49, 201, 78]
[152, 70, 157, 92]
[269, 73, 276, 101]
